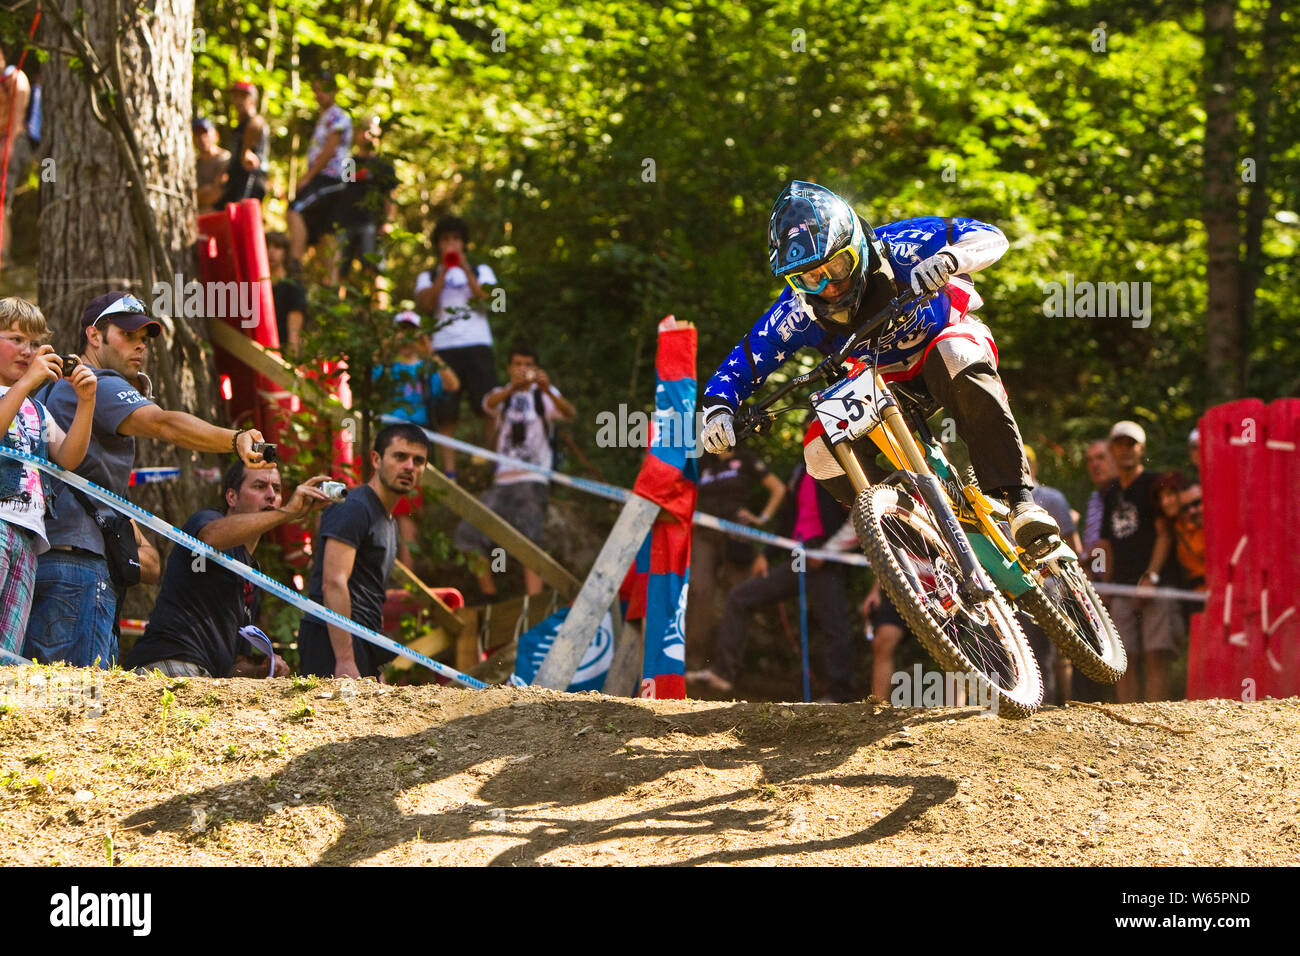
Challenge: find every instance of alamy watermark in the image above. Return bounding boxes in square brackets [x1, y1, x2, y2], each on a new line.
[594, 404, 707, 458]
[1, 670, 104, 717]
[1041, 273, 1151, 328]
[890, 664, 999, 716]
[49, 886, 151, 935]
[151, 273, 267, 329]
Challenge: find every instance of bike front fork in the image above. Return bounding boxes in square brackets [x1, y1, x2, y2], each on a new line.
[834, 431, 995, 606]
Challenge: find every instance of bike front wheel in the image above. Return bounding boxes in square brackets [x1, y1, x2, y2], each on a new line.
[854, 484, 1043, 719]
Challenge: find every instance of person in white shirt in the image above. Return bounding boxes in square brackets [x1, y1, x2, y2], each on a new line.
[453, 345, 574, 597]
[413, 216, 499, 477]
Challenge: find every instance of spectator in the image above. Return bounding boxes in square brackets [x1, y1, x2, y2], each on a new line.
[1081, 438, 1117, 571]
[122, 460, 331, 678]
[685, 448, 785, 667]
[861, 583, 913, 701]
[1, 48, 32, 257]
[1096, 420, 1178, 703]
[286, 71, 352, 274]
[297, 422, 430, 679]
[266, 232, 307, 356]
[193, 117, 230, 217]
[373, 310, 459, 564]
[413, 216, 498, 478]
[219, 80, 268, 207]
[687, 461, 857, 703]
[1186, 427, 1202, 488]
[1154, 470, 1206, 594]
[0, 297, 97, 656]
[22, 291, 272, 668]
[454, 345, 574, 597]
[335, 113, 397, 304]
[21, 56, 39, 149]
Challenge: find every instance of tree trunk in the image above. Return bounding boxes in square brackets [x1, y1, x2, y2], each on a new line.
[1237, 0, 1283, 396]
[1202, 0, 1242, 403]
[37, 1, 216, 607]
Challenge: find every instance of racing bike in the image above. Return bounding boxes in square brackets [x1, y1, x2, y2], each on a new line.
[734, 290, 1127, 718]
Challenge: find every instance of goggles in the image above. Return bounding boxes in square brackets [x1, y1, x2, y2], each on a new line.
[785, 246, 859, 295]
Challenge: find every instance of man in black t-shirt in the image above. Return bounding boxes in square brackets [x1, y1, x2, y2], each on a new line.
[123, 461, 331, 678]
[298, 423, 430, 678]
[1097, 420, 1177, 703]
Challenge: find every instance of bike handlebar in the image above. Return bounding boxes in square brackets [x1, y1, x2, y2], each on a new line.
[733, 287, 932, 438]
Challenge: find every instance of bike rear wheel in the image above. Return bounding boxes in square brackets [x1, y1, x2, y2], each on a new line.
[854, 484, 1043, 718]
[1017, 561, 1127, 684]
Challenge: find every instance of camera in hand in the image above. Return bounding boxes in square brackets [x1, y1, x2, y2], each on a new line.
[250, 441, 278, 464]
[320, 480, 348, 502]
[59, 355, 80, 377]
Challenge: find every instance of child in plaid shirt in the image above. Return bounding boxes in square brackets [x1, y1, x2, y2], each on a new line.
[0, 297, 97, 655]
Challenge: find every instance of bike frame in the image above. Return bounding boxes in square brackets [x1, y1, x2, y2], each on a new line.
[825, 382, 1073, 600]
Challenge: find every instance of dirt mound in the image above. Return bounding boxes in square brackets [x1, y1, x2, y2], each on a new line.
[2, 667, 1296, 866]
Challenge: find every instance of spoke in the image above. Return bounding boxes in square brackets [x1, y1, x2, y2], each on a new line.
[881, 509, 1022, 693]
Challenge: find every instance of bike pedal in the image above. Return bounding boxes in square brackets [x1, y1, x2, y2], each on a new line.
[1024, 534, 1060, 561]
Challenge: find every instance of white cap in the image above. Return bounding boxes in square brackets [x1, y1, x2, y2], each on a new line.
[1109, 420, 1147, 445]
[1188, 427, 1200, 445]
[394, 310, 421, 327]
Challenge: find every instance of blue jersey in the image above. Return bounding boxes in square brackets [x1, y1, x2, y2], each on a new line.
[704, 216, 1006, 409]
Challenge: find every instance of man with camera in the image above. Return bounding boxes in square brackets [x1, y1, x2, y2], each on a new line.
[22, 291, 273, 669]
[413, 216, 499, 478]
[454, 345, 574, 597]
[122, 460, 332, 678]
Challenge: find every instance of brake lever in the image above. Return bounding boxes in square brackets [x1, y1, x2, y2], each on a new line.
[734, 410, 775, 439]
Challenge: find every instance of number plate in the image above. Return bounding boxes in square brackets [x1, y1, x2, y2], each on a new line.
[812, 369, 891, 445]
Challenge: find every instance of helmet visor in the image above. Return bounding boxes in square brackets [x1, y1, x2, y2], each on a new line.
[785, 247, 859, 295]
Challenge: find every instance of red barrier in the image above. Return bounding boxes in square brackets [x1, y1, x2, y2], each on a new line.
[197, 200, 281, 436]
[1188, 398, 1300, 700]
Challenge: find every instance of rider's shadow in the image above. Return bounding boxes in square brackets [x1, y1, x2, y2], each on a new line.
[122, 697, 970, 865]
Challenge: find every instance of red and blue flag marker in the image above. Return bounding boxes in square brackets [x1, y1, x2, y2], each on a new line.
[627, 317, 698, 699]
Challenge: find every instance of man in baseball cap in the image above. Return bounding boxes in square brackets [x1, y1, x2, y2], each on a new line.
[23, 291, 273, 669]
[1108, 419, 1147, 445]
[1097, 416, 1179, 703]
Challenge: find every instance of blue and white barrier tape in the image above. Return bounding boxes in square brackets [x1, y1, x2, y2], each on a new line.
[0, 446, 487, 689]
[388, 419, 1211, 601]
[1089, 581, 1207, 603]
[386, 416, 870, 567]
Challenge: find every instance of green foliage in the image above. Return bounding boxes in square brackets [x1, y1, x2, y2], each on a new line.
[187, 0, 1295, 503]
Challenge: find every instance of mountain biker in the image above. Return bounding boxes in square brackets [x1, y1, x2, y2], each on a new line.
[700, 180, 1059, 555]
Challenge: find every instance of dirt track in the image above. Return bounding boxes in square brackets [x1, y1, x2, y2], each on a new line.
[1, 667, 1296, 866]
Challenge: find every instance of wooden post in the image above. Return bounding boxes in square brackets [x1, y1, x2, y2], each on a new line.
[454, 607, 480, 675]
[534, 493, 659, 690]
[603, 618, 645, 697]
